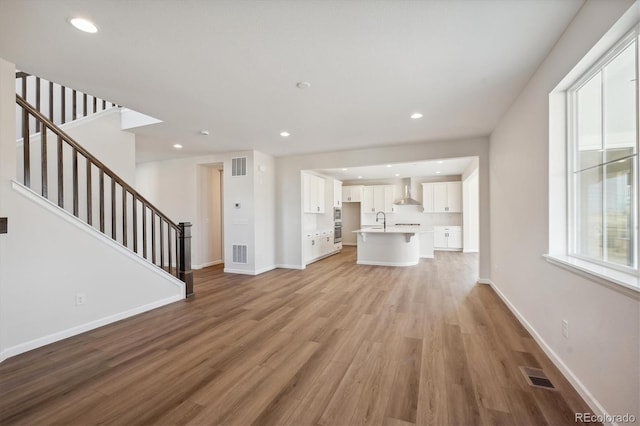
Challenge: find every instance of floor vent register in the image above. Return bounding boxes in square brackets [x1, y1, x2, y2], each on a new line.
[519, 366, 556, 390]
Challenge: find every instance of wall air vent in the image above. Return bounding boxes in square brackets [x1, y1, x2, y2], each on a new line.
[232, 244, 248, 264]
[231, 157, 247, 177]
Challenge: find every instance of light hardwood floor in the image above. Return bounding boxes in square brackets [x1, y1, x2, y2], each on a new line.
[0, 248, 596, 425]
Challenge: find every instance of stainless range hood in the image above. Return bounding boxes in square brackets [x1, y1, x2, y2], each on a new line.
[394, 184, 421, 206]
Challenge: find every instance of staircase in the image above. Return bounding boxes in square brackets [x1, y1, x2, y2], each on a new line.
[14, 73, 193, 297]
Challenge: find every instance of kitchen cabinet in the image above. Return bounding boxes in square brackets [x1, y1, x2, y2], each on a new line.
[319, 230, 333, 254]
[304, 229, 340, 265]
[303, 172, 326, 213]
[422, 182, 461, 213]
[304, 233, 319, 262]
[362, 185, 395, 213]
[434, 226, 463, 250]
[333, 180, 342, 207]
[342, 185, 363, 202]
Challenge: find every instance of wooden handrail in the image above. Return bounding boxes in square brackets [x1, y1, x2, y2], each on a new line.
[16, 95, 180, 231]
[15, 80, 193, 293]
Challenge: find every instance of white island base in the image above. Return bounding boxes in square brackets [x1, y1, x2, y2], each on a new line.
[355, 227, 433, 267]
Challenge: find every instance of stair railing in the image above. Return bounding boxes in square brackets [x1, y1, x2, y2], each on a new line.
[16, 94, 193, 297]
[16, 72, 119, 139]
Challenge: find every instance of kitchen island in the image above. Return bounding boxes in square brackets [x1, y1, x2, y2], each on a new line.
[353, 226, 434, 267]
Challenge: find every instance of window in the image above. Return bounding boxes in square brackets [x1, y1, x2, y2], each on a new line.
[567, 28, 639, 274]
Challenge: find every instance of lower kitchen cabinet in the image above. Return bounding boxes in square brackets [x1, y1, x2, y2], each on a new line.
[304, 229, 341, 264]
[433, 226, 462, 250]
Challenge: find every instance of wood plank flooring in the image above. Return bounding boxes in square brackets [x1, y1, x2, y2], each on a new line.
[0, 248, 597, 425]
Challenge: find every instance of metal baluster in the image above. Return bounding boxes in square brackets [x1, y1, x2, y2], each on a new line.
[99, 170, 105, 232]
[122, 188, 127, 247]
[142, 204, 147, 259]
[132, 195, 138, 253]
[23, 108, 30, 187]
[111, 178, 116, 239]
[41, 124, 47, 197]
[86, 159, 92, 225]
[57, 135, 63, 207]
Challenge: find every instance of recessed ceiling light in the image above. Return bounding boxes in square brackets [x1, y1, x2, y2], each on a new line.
[296, 81, 312, 89]
[410, 113, 423, 120]
[199, 130, 210, 136]
[342, 168, 348, 171]
[395, 173, 400, 177]
[280, 131, 290, 137]
[435, 171, 441, 174]
[69, 17, 98, 33]
[173, 144, 183, 149]
[386, 164, 392, 168]
[357, 176, 363, 179]
[437, 160, 443, 164]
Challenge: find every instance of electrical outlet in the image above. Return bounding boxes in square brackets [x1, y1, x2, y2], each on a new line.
[562, 319, 569, 338]
[76, 293, 86, 306]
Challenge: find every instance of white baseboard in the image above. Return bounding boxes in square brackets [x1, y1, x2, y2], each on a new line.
[275, 264, 305, 270]
[357, 260, 418, 267]
[463, 249, 479, 253]
[477, 278, 492, 285]
[193, 260, 222, 270]
[223, 268, 254, 275]
[255, 265, 277, 275]
[223, 265, 277, 275]
[0, 294, 182, 363]
[487, 280, 612, 425]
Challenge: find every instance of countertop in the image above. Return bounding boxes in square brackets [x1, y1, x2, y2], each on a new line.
[353, 226, 433, 234]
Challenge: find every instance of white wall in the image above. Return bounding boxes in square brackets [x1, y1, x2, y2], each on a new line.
[0, 57, 16, 358]
[276, 137, 491, 277]
[463, 171, 479, 252]
[64, 110, 137, 184]
[0, 58, 184, 362]
[341, 202, 360, 245]
[254, 151, 276, 274]
[489, 0, 639, 421]
[136, 150, 276, 275]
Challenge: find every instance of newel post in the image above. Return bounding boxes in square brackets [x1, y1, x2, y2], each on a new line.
[179, 222, 194, 298]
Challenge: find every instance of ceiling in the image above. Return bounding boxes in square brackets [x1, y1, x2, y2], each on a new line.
[0, 0, 584, 162]
[318, 157, 475, 181]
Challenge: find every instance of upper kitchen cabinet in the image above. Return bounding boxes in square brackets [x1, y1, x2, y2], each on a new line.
[303, 172, 326, 213]
[342, 185, 363, 203]
[422, 182, 461, 213]
[333, 180, 343, 207]
[362, 185, 395, 213]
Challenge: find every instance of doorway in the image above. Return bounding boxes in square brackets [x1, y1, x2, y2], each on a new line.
[197, 163, 224, 268]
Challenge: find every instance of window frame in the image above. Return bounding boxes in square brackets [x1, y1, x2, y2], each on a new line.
[566, 26, 640, 276]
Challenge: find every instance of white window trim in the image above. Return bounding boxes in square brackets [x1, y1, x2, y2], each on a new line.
[566, 28, 639, 275]
[547, 14, 640, 297]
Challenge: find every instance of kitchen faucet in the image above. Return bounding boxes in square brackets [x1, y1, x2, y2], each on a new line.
[376, 211, 386, 231]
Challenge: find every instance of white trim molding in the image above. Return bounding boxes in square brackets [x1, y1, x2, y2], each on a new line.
[0, 294, 182, 363]
[356, 260, 418, 267]
[275, 264, 305, 270]
[544, 254, 640, 299]
[193, 260, 223, 270]
[223, 265, 277, 275]
[487, 280, 613, 425]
